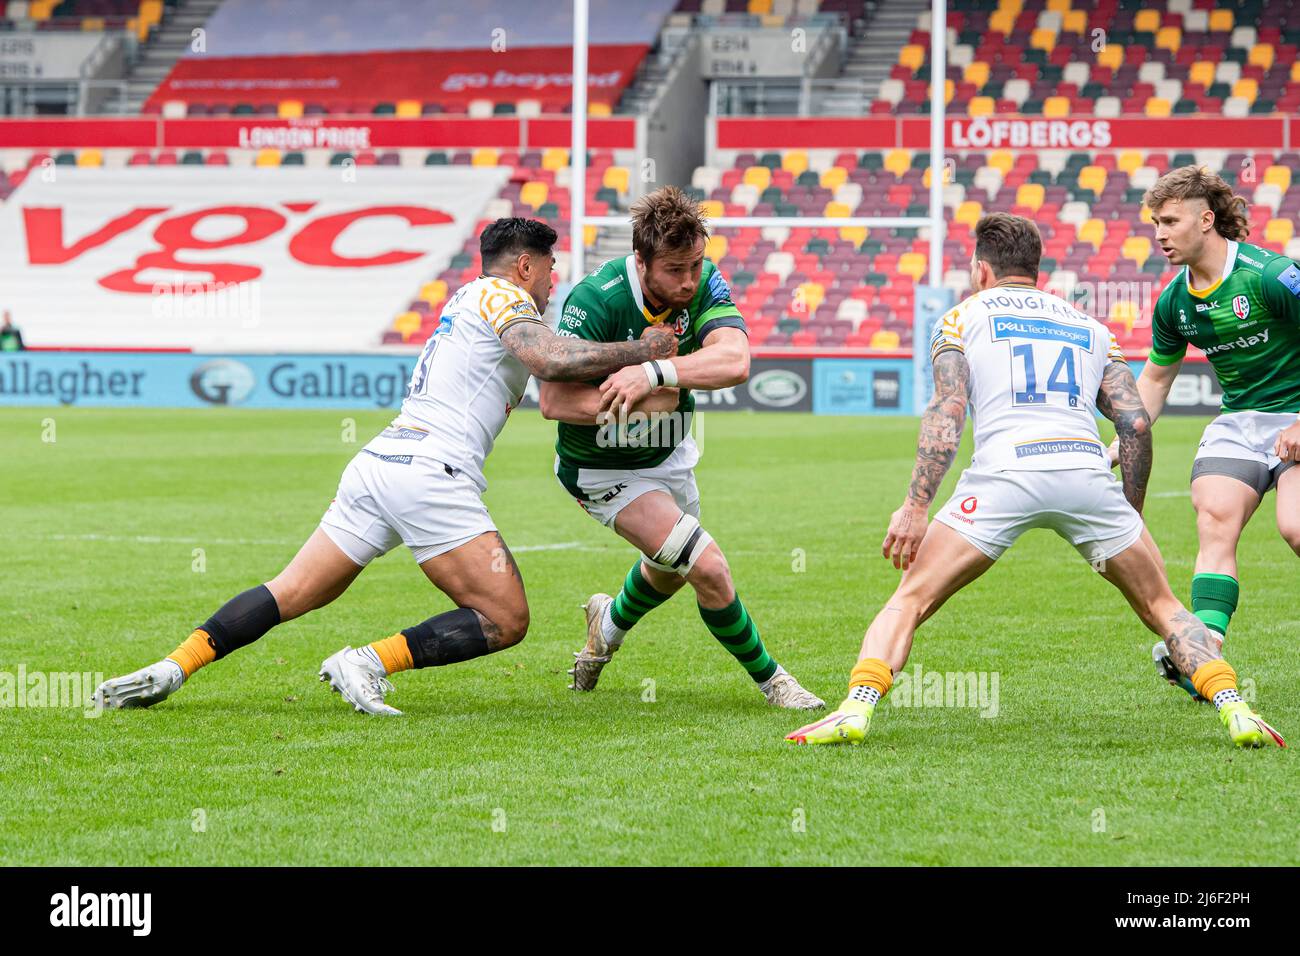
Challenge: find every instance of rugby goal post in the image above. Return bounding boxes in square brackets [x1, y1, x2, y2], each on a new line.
[569, 0, 953, 413]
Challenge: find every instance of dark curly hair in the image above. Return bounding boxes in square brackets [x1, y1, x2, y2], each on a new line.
[479, 218, 557, 269]
[1144, 166, 1250, 241]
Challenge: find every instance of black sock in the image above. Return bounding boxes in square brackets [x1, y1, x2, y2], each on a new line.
[200, 584, 282, 659]
[401, 607, 491, 668]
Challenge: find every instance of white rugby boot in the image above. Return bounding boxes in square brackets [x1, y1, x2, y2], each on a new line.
[569, 593, 620, 691]
[319, 645, 402, 716]
[93, 659, 185, 710]
[759, 666, 825, 710]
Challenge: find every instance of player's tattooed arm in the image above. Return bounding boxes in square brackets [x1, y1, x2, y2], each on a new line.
[1164, 609, 1222, 679]
[500, 321, 677, 382]
[1096, 359, 1152, 513]
[905, 350, 971, 508]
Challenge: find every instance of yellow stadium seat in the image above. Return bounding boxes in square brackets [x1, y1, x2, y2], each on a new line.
[899, 44, 925, 71]
[602, 166, 630, 194]
[840, 225, 868, 245]
[1110, 300, 1140, 334]
[1016, 183, 1045, 212]
[795, 282, 825, 312]
[394, 311, 421, 340]
[81, 17, 105, 30]
[1208, 9, 1233, 32]
[988, 9, 1015, 35]
[1134, 9, 1160, 32]
[255, 149, 281, 167]
[1140, 205, 1154, 225]
[999, 0, 1024, 14]
[1189, 61, 1216, 88]
[883, 149, 912, 177]
[1046, 0, 1071, 11]
[395, 99, 422, 118]
[520, 181, 549, 209]
[1293, 62, 1300, 84]
[1232, 78, 1258, 104]
[1043, 95, 1070, 118]
[870, 330, 902, 350]
[28, 0, 54, 18]
[1144, 97, 1172, 117]
[277, 100, 303, 119]
[584, 224, 598, 247]
[1077, 165, 1107, 197]
[955, 200, 983, 229]
[968, 95, 995, 116]
[742, 165, 772, 191]
[1078, 218, 1106, 250]
[420, 280, 448, 304]
[820, 166, 848, 190]
[964, 61, 990, 88]
[987, 150, 1014, 176]
[471, 148, 499, 166]
[705, 234, 728, 261]
[1030, 28, 1056, 52]
[587, 102, 612, 117]
[781, 150, 808, 176]
[944, 78, 955, 105]
[824, 201, 851, 218]
[1122, 235, 1151, 267]
[1265, 219, 1294, 245]
[76, 148, 103, 167]
[898, 253, 927, 282]
[1155, 26, 1181, 53]
[1097, 43, 1123, 70]
[700, 199, 725, 219]
[541, 148, 568, 171]
[1263, 165, 1292, 191]
[1117, 150, 1144, 175]
[747, 0, 772, 12]
[1249, 44, 1275, 71]
[1062, 10, 1086, 34]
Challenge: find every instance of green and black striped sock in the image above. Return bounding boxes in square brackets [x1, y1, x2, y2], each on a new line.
[1191, 572, 1238, 641]
[607, 561, 672, 638]
[698, 596, 778, 684]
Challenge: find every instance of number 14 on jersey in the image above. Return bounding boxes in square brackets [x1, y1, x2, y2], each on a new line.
[1010, 343, 1081, 408]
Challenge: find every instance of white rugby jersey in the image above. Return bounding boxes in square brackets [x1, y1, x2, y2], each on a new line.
[363, 275, 544, 492]
[929, 283, 1126, 472]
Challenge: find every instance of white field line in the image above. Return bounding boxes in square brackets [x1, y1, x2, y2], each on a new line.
[33, 533, 595, 552]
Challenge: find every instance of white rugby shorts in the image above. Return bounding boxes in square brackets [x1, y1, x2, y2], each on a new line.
[320, 450, 496, 566]
[933, 466, 1144, 563]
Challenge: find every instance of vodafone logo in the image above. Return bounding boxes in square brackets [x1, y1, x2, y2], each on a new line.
[960, 496, 978, 514]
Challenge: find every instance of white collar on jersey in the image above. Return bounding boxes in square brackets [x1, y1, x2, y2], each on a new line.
[623, 254, 672, 322]
[1184, 239, 1238, 294]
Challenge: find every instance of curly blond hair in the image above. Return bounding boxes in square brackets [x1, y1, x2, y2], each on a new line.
[1143, 165, 1250, 241]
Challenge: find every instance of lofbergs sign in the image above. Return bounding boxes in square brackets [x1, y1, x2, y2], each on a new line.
[0, 166, 508, 351]
[950, 118, 1112, 150]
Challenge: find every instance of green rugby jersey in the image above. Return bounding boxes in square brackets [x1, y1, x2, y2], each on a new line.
[1148, 240, 1300, 412]
[554, 254, 746, 468]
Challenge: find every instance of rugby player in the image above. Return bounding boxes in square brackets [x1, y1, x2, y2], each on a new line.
[787, 213, 1284, 748]
[1110, 166, 1300, 699]
[539, 186, 822, 709]
[93, 218, 677, 715]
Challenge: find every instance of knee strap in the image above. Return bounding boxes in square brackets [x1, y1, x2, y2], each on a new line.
[645, 512, 714, 576]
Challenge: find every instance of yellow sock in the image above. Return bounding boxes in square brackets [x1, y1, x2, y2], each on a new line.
[849, 657, 894, 699]
[1191, 659, 1237, 702]
[168, 629, 217, 678]
[369, 633, 414, 675]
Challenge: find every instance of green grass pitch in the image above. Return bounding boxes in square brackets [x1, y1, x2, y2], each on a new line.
[1, 407, 1295, 866]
